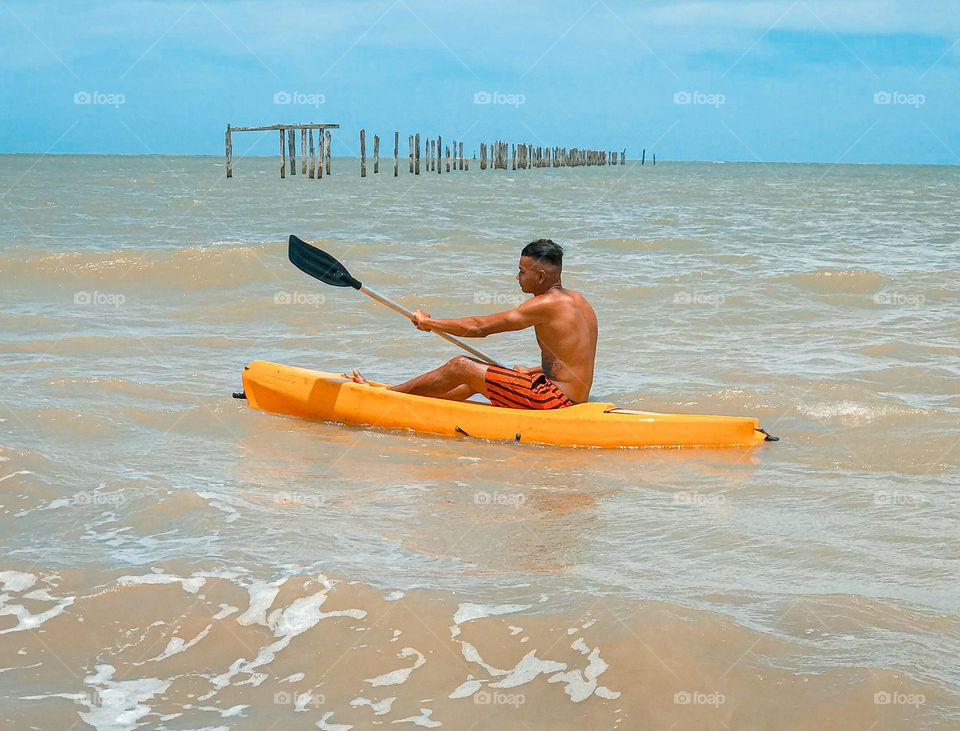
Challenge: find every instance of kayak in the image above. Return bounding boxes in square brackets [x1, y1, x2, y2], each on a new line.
[240, 360, 774, 448]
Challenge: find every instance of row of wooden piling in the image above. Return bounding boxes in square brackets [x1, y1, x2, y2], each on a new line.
[359, 131, 471, 176]
[479, 142, 625, 170]
[225, 123, 643, 178]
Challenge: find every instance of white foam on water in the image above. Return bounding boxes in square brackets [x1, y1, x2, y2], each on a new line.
[2, 661, 41, 674]
[448, 676, 482, 699]
[365, 647, 426, 687]
[507, 625, 523, 635]
[79, 664, 171, 731]
[0, 585, 74, 635]
[235, 578, 286, 626]
[280, 672, 305, 683]
[316, 710, 353, 730]
[115, 573, 205, 594]
[212, 604, 238, 620]
[209, 587, 366, 695]
[0, 470, 33, 484]
[385, 591, 405, 601]
[220, 704, 247, 717]
[137, 624, 211, 664]
[0, 570, 36, 593]
[571, 637, 590, 655]
[488, 650, 566, 689]
[391, 708, 441, 727]
[453, 603, 531, 625]
[457, 641, 508, 677]
[547, 645, 620, 702]
[295, 691, 317, 712]
[350, 695, 396, 715]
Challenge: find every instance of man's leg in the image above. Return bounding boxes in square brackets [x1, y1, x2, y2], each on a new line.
[389, 356, 490, 400]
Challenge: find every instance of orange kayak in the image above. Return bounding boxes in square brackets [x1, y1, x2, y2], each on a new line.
[240, 360, 773, 448]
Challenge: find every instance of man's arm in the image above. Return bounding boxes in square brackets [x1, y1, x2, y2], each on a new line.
[415, 299, 545, 338]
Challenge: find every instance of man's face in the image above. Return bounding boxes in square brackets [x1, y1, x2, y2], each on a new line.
[516, 256, 540, 293]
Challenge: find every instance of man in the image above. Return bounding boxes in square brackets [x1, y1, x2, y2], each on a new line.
[346, 239, 598, 409]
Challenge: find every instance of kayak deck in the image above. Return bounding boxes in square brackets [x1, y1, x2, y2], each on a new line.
[240, 360, 769, 448]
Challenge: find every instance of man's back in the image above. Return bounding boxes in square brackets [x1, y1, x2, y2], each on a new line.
[532, 288, 598, 403]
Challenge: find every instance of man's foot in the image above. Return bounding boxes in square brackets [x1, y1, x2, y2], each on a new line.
[340, 368, 368, 385]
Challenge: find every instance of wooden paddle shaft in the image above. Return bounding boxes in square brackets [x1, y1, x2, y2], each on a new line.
[359, 286, 505, 367]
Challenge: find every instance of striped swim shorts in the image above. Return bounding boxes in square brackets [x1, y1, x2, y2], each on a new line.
[484, 364, 575, 410]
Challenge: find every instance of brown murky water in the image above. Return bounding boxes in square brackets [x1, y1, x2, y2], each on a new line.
[1, 156, 958, 729]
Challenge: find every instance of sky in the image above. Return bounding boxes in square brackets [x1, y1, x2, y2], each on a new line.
[0, 0, 958, 164]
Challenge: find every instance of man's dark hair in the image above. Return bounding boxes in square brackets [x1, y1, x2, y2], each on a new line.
[521, 239, 564, 268]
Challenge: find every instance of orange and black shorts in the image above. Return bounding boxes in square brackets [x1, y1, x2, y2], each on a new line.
[484, 365, 575, 410]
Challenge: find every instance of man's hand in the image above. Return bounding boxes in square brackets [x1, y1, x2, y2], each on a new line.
[411, 309, 432, 331]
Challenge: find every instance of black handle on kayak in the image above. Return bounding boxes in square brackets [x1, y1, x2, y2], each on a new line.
[288, 235, 505, 367]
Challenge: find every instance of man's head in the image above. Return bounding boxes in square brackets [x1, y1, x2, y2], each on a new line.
[517, 239, 563, 294]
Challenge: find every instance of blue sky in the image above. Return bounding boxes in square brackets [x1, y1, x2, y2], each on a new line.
[1, 0, 957, 164]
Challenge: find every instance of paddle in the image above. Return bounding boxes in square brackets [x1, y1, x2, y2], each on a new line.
[288, 235, 505, 367]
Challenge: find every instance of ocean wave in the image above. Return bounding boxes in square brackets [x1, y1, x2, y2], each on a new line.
[779, 268, 890, 294]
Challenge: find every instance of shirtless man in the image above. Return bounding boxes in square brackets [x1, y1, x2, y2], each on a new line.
[346, 239, 598, 409]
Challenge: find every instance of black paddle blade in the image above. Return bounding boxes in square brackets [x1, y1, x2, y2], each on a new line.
[288, 235, 362, 289]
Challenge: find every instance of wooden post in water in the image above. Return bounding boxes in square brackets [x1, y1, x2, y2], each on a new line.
[317, 129, 324, 180]
[301, 129, 307, 174]
[653, 153, 656, 166]
[360, 129, 367, 177]
[641, 149, 646, 166]
[279, 129, 286, 178]
[324, 131, 331, 175]
[288, 129, 296, 175]
[480, 143, 486, 170]
[408, 135, 414, 173]
[445, 145, 450, 172]
[373, 134, 380, 174]
[415, 133, 421, 174]
[225, 125, 233, 178]
[308, 129, 315, 178]
[437, 136, 442, 174]
[393, 132, 398, 177]
[459, 141, 464, 170]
